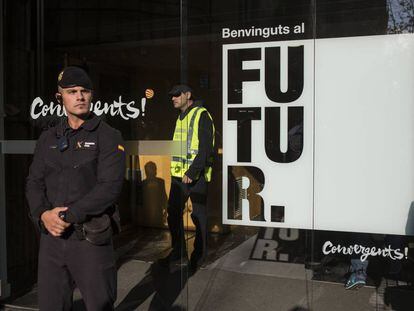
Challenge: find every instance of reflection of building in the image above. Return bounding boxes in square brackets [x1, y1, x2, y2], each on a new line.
[235, 176, 244, 219]
[387, 0, 414, 33]
[228, 166, 265, 222]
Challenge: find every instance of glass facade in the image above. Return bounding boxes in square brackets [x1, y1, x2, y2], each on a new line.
[1, 0, 414, 310]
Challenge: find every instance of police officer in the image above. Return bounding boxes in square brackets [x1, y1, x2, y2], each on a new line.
[164, 84, 215, 271]
[26, 66, 125, 311]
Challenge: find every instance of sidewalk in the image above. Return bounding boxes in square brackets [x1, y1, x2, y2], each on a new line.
[1, 228, 412, 310]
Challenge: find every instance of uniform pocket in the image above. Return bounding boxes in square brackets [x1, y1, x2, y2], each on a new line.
[73, 156, 98, 169]
[44, 158, 61, 170]
[44, 159, 62, 178]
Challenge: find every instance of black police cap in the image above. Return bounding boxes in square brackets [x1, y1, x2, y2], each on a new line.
[57, 66, 93, 90]
[168, 84, 193, 97]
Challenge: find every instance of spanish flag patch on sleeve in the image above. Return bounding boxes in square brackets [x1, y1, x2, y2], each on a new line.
[118, 144, 125, 152]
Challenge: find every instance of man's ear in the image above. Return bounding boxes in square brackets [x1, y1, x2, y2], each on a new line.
[55, 93, 62, 104]
[186, 91, 191, 100]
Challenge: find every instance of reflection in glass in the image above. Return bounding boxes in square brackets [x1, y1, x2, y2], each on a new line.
[387, 0, 414, 33]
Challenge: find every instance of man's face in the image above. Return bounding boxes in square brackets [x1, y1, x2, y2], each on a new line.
[171, 92, 190, 111]
[58, 86, 92, 117]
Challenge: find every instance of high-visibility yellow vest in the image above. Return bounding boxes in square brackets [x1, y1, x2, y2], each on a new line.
[170, 106, 215, 182]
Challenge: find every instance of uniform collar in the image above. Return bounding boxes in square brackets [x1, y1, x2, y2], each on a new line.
[81, 113, 101, 131]
[180, 101, 203, 119]
[57, 113, 100, 137]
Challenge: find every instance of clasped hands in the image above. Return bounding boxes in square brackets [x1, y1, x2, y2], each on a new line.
[40, 207, 71, 237]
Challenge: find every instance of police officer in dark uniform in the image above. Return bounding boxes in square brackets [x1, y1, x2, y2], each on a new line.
[26, 66, 125, 311]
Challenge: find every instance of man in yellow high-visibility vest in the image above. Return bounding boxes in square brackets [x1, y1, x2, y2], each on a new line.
[163, 84, 215, 271]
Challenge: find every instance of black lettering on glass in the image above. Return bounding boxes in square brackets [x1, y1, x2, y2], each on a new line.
[227, 165, 265, 221]
[228, 48, 261, 104]
[265, 107, 304, 163]
[228, 107, 261, 162]
[265, 46, 304, 103]
[271, 206, 285, 222]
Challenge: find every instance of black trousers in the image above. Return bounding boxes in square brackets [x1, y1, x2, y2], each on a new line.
[38, 233, 117, 311]
[167, 176, 208, 260]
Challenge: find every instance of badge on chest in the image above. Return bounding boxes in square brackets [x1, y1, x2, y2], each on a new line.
[76, 141, 97, 150]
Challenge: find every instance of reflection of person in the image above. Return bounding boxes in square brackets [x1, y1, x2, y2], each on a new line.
[142, 161, 168, 227]
[344, 233, 373, 290]
[345, 258, 368, 289]
[163, 84, 215, 271]
[26, 66, 125, 310]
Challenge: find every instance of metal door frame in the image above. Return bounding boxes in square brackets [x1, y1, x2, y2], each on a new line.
[0, 0, 11, 300]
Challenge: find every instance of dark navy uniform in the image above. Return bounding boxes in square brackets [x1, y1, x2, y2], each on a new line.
[26, 113, 125, 311]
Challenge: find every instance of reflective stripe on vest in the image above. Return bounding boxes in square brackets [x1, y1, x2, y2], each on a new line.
[170, 106, 214, 181]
